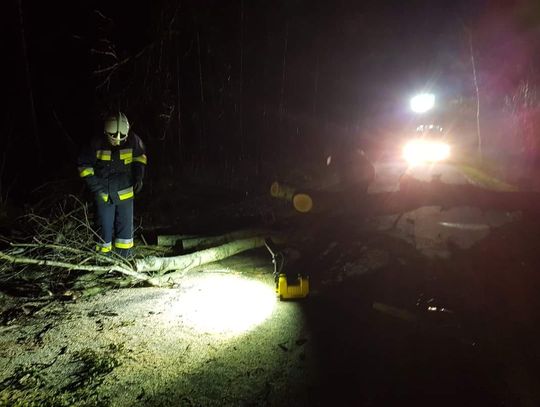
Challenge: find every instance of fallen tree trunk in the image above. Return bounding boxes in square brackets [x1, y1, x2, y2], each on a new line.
[136, 236, 269, 277]
[278, 177, 540, 216]
[366, 177, 540, 216]
[158, 229, 266, 251]
[1, 234, 279, 289]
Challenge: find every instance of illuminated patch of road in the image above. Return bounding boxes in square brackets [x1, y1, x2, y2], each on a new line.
[165, 273, 277, 336]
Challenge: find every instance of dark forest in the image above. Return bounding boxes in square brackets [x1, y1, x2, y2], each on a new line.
[3, 1, 540, 406]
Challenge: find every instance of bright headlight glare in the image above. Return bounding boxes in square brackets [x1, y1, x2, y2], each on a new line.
[403, 139, 450, 165]
[410, 93, 435, 113]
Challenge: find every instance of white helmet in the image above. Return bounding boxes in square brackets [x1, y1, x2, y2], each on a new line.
[104, 112, 130, 146]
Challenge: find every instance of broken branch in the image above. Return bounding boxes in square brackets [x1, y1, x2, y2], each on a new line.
[0, 251, 152, 283]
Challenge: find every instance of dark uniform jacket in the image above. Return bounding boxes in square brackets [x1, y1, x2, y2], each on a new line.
[77, 134, 147, 204]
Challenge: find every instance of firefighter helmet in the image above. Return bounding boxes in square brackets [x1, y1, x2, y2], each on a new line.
[104, 112, 130, 146]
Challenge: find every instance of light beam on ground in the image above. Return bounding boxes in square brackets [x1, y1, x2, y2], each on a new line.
[168, 273, 277, 335]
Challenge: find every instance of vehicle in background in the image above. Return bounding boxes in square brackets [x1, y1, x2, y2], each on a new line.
[402, 93, 451, 167]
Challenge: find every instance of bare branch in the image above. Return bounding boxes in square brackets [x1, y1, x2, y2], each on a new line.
[0, 251, 151, 283]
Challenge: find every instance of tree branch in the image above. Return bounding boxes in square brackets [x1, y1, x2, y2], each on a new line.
[0, 251, 152, 283]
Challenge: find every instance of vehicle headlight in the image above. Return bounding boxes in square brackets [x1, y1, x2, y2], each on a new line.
[402, 139, 450, 165]
[410, 93, 435, 113]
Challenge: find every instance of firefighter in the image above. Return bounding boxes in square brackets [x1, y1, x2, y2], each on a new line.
[77, 112, 147, 257]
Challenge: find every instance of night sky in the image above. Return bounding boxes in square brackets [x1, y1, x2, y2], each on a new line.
[6, 0, 540, 200]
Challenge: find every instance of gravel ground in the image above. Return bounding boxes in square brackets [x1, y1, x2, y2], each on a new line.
[0, 255, 315, 406]
[2, 213, 540, 406]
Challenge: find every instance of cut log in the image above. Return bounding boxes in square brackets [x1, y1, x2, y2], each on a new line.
[270, 181, 296, 200]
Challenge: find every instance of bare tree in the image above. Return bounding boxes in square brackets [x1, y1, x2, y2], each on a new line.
[16, 0, 39, 150]
[279, 23, 289, 123]
[467, 28, 482, 160]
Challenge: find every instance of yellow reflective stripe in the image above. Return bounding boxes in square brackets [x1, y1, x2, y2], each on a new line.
[99, 192, 109, 202]
[115, 242, 133, 249]
[79, 167, 94, 177]
[118, 187, 134, 200]
[96, 150, 112, 161]
[119, 148, 133, 160]
[119, 192, 134, 200]
[96, 242, 112, 253]
[114, 238, 134, 249]
[133, 154, 147, 164]
[124, 157, 133, 165]
[119, 191, 134, 200]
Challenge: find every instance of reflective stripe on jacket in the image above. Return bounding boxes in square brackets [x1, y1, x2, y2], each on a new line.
[77, 133, 146, 204]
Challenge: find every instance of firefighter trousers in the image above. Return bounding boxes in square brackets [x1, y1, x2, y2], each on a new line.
[95, 198, 134, 256]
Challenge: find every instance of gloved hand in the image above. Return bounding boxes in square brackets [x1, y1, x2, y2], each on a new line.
[134, 180, 143, 194]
